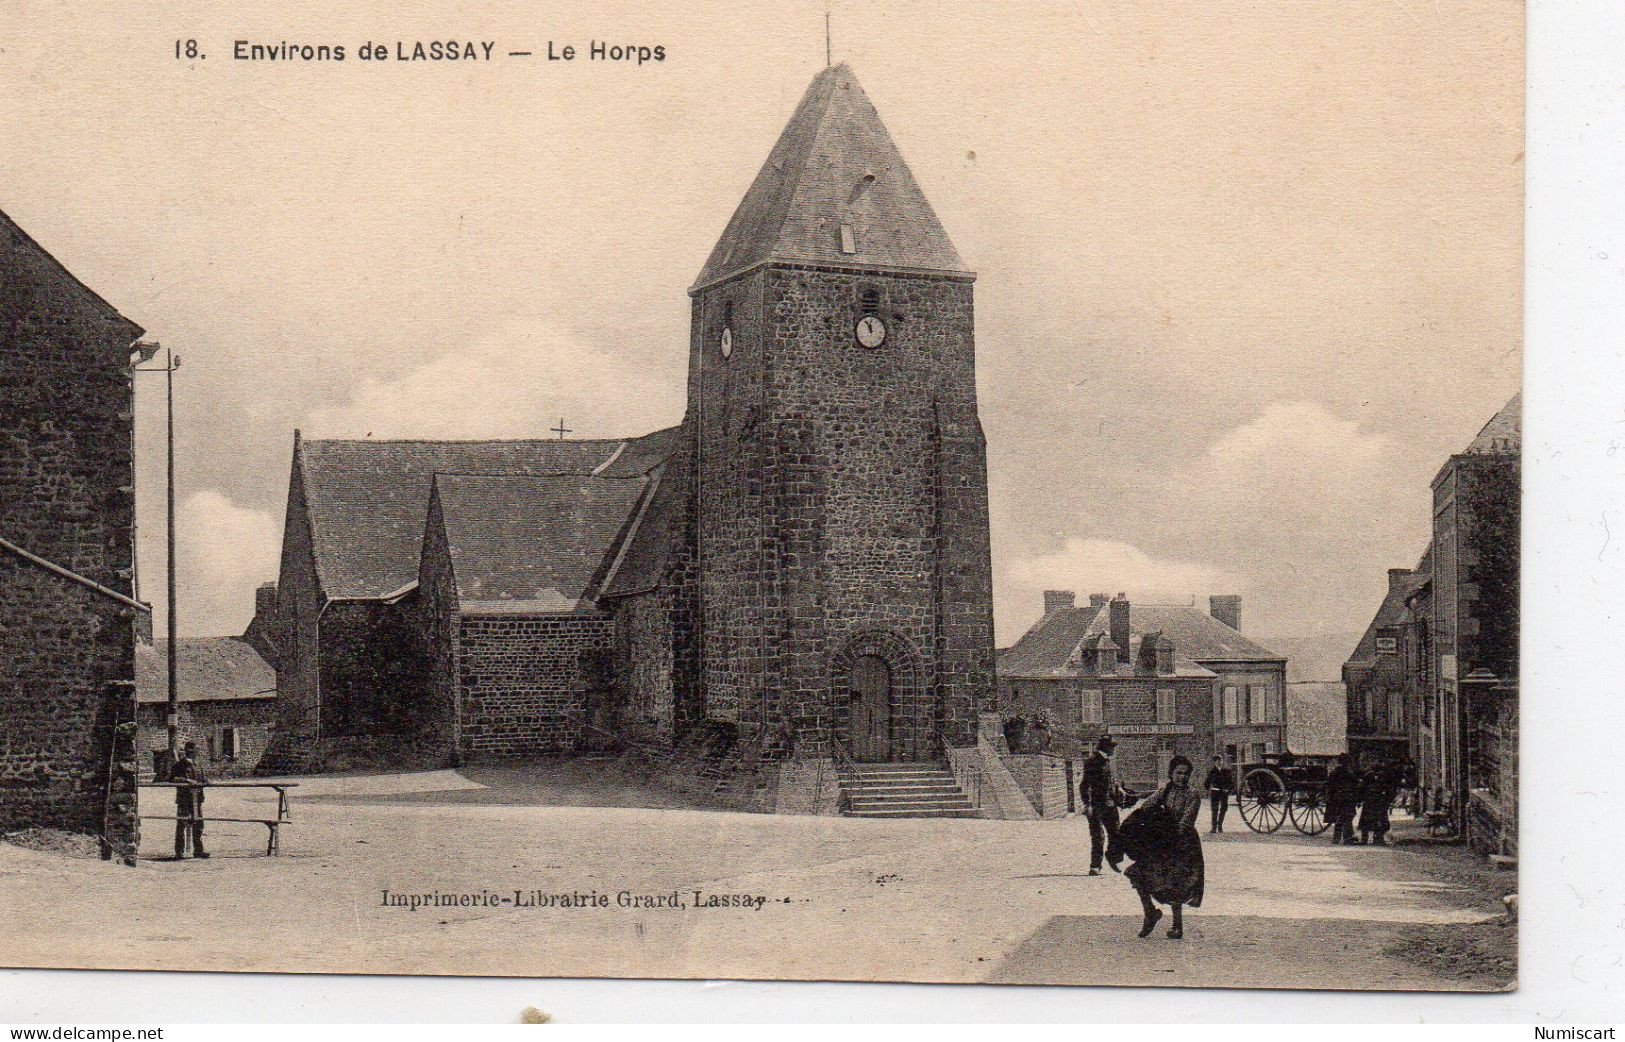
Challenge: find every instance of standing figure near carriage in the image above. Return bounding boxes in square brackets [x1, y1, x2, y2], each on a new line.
[1325, 753, 1362, 845]
[1203, 756, 1234, 834]
[1357, 757, 1399, 846]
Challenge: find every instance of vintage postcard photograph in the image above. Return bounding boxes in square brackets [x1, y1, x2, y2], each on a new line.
[0, 0, 1521, 992]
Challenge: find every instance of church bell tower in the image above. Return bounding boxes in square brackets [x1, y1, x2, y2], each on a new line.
[684, 63, 994, 762]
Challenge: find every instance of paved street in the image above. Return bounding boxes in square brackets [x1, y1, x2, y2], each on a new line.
[0, 767, 1514, 991]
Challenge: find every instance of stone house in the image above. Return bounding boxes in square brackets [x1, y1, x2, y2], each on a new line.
[135, 638, 276, 778]
[0, 209, 147, 857]
[997, 592, 1289, 785]
[1344, 394, 1519, 853]
[1342, 558, 1430, 766]
[246, 64, 1000, 803]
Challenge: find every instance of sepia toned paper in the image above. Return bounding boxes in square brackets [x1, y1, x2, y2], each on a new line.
[0, 0, 1521, 991]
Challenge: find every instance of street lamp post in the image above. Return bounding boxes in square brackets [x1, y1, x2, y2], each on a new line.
[133, 344, 182, 762]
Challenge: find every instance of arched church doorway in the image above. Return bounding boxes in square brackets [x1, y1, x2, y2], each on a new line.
[849, 654, 893, 761]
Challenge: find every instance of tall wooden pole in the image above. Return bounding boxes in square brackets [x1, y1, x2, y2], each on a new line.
[166, 345, 178, 758]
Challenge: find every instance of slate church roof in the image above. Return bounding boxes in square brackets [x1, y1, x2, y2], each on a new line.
[428, 472, 649, 611]
[691, 62, 970, 292]
[296, 427, 680, 601]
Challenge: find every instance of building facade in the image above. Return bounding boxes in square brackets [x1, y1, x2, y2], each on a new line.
[997, 592, 1288, 786]
[0, 210, 146, 859]
[1343, 394, 1520, 854]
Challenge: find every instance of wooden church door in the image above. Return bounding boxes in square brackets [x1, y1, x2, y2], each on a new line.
[850, 654, 893, 761]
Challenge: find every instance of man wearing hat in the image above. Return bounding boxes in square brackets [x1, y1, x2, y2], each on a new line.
[171, 741, 209, 860]
[1081, 736, 1124, 875]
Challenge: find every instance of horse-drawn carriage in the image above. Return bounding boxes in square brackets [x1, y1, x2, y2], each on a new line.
[1233, 751, 1338, 835]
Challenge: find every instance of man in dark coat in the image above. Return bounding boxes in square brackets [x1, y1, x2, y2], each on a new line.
[1081, 737, 1124, 875]
[1203, 756, 1234, 833]
[1325, 752, 1360, 844]
[172, 741, 209, 860]
[1358, 758, 1398, 846]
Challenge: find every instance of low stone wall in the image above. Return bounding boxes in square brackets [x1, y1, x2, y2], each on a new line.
[774, 758, 841, 816]
[1005, 754, 1075, 819]
[946, 716, 1038, 821]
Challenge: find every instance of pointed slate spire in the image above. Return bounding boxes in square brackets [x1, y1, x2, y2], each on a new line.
[692, 63, 970, 293]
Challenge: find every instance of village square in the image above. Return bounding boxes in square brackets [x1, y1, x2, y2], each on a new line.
[0, 50, 1517, 992]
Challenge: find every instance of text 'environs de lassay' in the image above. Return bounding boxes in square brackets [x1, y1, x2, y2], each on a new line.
[222, 38, 667, 65]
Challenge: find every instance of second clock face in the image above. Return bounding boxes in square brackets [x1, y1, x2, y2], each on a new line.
[855, 315, 887, 349]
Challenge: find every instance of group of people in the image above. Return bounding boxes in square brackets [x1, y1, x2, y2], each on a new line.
[1324, 753, 1417, 846]
[1080, 736, 1204, 940]
[1077, 739, 1420, 940]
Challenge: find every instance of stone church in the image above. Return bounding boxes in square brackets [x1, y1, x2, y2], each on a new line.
[251, 64, 998, 785]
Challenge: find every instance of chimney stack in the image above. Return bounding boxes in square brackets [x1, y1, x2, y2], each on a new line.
[255, 582, 279, 617]
[1110, 594, 1131, 664]
[1209, 594, 1241, 632]
[1043, 590, 1076, 614]
[1088, 593, 1109, 610]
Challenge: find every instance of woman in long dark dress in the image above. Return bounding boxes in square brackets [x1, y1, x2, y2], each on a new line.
[1125, 755, 1205, 939]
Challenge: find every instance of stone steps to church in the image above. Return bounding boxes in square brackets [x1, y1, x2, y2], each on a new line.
[846, 796, 975, 811]
[845, 806, 980, 819]
[841, 783, 965, 797]
[835, 762, 980, 818]
[838, 764, 949, 773]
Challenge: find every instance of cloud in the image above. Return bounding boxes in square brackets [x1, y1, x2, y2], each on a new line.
[1198, 401, 1396, 505]
[140, 490, 281, 637]
[1162, 401, 1429, 634]
[300, 319, 682, 441]
[998, 537, 1241, 641]
[1007, 537, 1240, 601]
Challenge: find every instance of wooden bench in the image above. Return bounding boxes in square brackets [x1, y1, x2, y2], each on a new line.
[139, 781, 298, 857]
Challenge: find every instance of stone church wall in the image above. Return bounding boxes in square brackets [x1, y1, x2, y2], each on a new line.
[689, 265, 992, 757]
[0, 221, 142, 842]
[610, 587, 675, 741]
[256, 458, 322, 773]
[456, 612, 615, 758]
[316, 600, 444, 770]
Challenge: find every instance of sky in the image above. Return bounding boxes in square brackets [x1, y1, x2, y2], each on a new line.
[0, 0, 1523, 647]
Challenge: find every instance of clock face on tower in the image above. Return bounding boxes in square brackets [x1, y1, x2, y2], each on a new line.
[720, 326, 733, 359]
[854, 314, 887, 349]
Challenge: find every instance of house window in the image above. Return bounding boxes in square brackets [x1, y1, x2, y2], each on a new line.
[1156, 688, 1175, 724]
[1252, 742, 1269, 762]
[1387, 690, 1404, 734]
[221, 727, 240, 761]
[1249, 683, 1281, 724]
[1080, 689, 1103, 725]
[1222, 686, 1239, 726]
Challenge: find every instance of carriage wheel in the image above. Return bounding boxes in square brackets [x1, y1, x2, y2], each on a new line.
[1289, 788, 1331, 835]
[1236, 767, 1287, 833]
